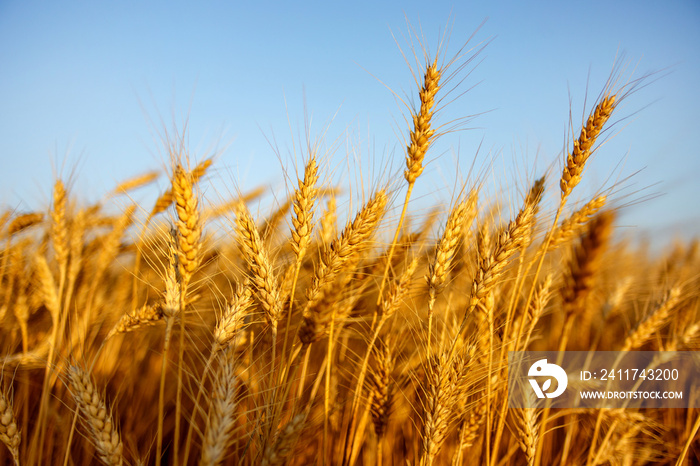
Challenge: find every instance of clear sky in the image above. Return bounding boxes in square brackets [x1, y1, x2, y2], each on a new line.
[1, 1, 699, 246]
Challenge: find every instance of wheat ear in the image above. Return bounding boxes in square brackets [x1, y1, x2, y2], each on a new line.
[549, 195, 607, 249]
[214, 284, 255, 350]
[50, 179, 68, 275]
[291, 156, 319, 262]
[622, 287, 681, 351]
[260, 414, 306, 466]
[0, 389, 20, 466]
[463, 185, 540, 333]
[172, 161, 207, 463]
[7, 212, 44, 236]
[34, 252, 60, 324]
[421, 352, 468, 466]
[426, 191, 477, 355]
[378, 56, 443, 306]
[111, 170, 159, 195]
[427, 191, 477, 315]
[560, 95, 617, 198]
[368, 339, 397, 466]
[562, 211, 615, 319]
[199, 349, 239, 466]
[173, 164, 202, 287]
[149, 157, 213, 220]
[67, 366, 123, 466]
[513, 405, 540, 466]
[299, 190, 387, 345]
[234, 202, 283, 329]
[107, 302, 165, 339]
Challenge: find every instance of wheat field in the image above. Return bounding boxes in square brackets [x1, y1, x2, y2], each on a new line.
[0, 28, 698, 466]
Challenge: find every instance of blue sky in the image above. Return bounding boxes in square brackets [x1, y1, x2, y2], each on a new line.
[1, 1, 699, 246]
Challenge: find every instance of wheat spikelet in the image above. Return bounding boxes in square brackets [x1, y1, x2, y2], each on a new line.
[199, 349, 239, 466]
[234, 202, 282, 327]
[560, 95, 617, 197]
[67, 365, 123, 466]
[299, 190, 387, 344]
[426, 191, 477, 315]
[7, 212, 43, 236]
[0, 389, 20, 465]
[172, 164, 202, 284]
[405, 59, 441, 185]
[261, 414, 306, 466]
[622, 287, 681, 351]
[107, 302, 165, 339]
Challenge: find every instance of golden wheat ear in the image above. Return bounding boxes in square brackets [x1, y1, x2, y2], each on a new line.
[172, 164, 203, 289]
[560, 95, 617, 199]
[426, 190, 477, 317]
[0, 388, 20, 466]
[260, 414, 307, 466]
[299, 189, 388, 345]
[199, 349, 240, 466]
[233, 201, 283, 330]
[107, 302, 165, 339]
[67, 365, 123, 466]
